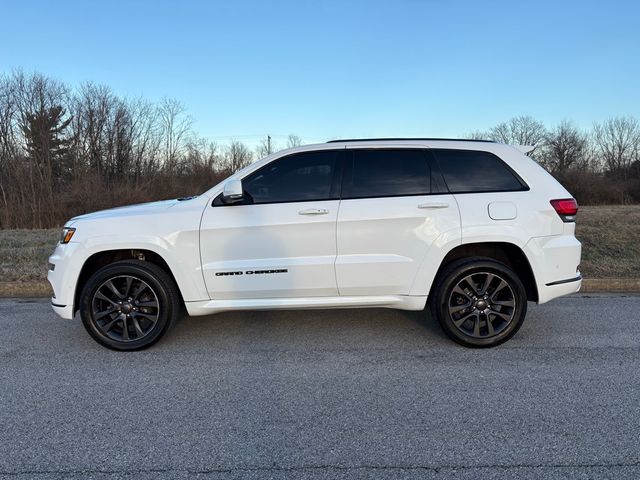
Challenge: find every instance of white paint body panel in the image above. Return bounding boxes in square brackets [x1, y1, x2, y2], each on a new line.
[336, 194, 460, 295]
[199, 200, 340, 299]
[48, 140, 581, 320]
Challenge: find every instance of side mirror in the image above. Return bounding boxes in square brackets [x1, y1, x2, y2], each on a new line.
[222, 179, 244, 204]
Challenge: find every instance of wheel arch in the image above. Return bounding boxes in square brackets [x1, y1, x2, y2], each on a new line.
[428, 241, 538, 302]
[73, 248, 183, 314]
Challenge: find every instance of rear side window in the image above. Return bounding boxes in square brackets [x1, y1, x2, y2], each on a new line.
[434, 149, 526, 193]
[343, 149, 430, 199]
[242, 150, 341, 204]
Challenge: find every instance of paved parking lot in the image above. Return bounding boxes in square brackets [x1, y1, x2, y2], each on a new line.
[1, 295, 639, 479]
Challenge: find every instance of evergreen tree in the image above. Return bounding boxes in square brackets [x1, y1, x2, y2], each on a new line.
[22, 105, 72, 181]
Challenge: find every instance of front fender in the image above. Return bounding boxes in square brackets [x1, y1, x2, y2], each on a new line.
[80, 232, 209, 303]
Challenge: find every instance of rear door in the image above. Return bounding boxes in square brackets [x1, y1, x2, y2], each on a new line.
[335, 147, 460, 296]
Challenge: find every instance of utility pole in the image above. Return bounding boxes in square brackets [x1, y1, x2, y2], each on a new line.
[267, 135, 272, 154]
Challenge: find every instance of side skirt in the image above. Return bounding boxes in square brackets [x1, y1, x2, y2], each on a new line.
[185, 295, 428, 316]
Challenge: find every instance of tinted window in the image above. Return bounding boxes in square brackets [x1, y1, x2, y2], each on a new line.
[344, 149, 430, 198]
[242, 150, 340, 204]
[434, 149, 525, 193]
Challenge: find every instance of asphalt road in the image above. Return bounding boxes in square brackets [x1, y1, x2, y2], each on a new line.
[1, 295, 639, 479]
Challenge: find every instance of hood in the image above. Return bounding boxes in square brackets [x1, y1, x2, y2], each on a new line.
[69, 199, 179, 223]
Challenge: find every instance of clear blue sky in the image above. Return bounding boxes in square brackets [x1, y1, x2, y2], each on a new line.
[1, 0, 639, 145]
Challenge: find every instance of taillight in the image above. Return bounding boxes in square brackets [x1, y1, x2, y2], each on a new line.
[550, 198, 578, 222]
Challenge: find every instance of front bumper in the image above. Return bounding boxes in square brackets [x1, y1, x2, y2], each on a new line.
[51, 301, 75, 320]
[47, 241, 88, 320]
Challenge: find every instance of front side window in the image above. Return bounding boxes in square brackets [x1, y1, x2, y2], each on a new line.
[242, 150, 341, 204]
[434, 149, 526, 193]
[343, 149, 430, 199]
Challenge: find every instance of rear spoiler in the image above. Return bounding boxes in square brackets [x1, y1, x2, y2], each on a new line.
[512, 144, 537, 155]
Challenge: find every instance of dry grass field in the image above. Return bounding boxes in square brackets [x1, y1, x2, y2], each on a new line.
[576, 205, 640, 278]
[0, 229, 58, 283]
[0, 205, 638, 285]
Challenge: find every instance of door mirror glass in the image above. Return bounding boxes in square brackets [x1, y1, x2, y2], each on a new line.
[222, 179, 244, 204]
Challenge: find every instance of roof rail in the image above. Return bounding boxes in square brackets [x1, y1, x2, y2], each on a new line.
[326, 137, 496, 144]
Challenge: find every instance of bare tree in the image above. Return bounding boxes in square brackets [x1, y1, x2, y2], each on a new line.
[488, 115, 547, 146]
[466, 130, 490, 141]
[593, 116, 640, 174]
[286, 134, 302, 148]
[543, 121, 589, 174]
[159, 98, 193, 172]
[225, 140, 253, 172]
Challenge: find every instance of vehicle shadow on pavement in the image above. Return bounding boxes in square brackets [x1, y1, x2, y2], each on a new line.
[160, 307, 451, 353]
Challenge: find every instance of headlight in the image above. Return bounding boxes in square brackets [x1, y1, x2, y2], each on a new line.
[60, 227, 76, 244]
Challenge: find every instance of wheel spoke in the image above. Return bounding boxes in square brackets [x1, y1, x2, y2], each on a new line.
[492, 299, 515, 307]
[453, 285, 472, 301]
[486, 315, 495, 335]
[473, 314, 481, 337]
[489, 308, 512, 321]
[132, 317, 145, 337]
[132, 311, 158, 324]
[136, 299, 158, 308]
[102, 314, 122, 333]
[479, 273, 495, 295]
[462, 275, 481, 295]
[449, 303, 470, 315]
[453, 311, 477, 328]
[105, 280, 124, 299]
[93, 308, 114, 321]
[491, 280, 508, 300]
[121, 316, 130, 340]
[95, 291, 117, 306]
[131, 281, 147, 301]
[124, 276, 133, 297]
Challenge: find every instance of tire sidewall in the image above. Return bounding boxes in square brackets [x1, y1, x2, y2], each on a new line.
[434, 260, 527, 348]
[80, 262, 176, 351]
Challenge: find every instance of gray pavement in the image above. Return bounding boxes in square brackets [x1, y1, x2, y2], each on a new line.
[0, 295, 639, 479]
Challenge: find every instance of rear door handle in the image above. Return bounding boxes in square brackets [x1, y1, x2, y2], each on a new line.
[298, 208, 329, 215]
[418, 202, 449, 209]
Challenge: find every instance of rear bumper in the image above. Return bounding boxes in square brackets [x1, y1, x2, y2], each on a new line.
[538, 275, 582, 304]
[524, 232, 582, 304]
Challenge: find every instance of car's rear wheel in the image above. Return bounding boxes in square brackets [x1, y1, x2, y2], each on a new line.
[429, 257, 527, 348]
[79, 260, 180, 351]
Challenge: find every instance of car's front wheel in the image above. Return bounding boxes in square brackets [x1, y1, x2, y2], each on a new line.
[79, 260, 181, 351]
[429, 257, 527, 348]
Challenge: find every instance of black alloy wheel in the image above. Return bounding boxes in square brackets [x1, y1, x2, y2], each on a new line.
[429, 257, 527, 348]
[91, 275, 160, 343]
[79, 260, 180, 351]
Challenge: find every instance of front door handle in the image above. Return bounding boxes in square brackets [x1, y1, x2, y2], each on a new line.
[298, 208, 329, 215]
[418, 202, 449, 209]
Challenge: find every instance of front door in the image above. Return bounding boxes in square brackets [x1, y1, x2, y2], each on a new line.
[200, 148, 344, 300]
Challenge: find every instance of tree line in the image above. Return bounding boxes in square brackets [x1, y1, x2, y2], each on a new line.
[469, 115, 640, 205]
[0, 70, 638, 229]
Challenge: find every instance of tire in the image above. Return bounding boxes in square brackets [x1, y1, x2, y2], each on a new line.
[429, 257, 527, 348]
[79, 260, 181, 351]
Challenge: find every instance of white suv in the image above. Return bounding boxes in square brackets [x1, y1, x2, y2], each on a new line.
[48, 139, 582, 350]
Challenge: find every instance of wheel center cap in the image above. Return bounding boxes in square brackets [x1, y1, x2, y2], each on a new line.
[476, 299, 487, 310]
[121, 303, 133, 314]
